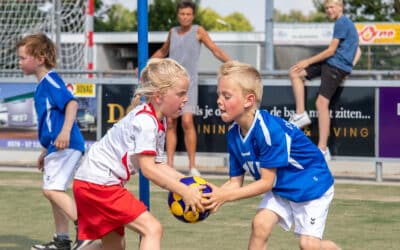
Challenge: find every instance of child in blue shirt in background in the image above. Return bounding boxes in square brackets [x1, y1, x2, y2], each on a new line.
[17, 33, 91, 250]
[204, 60, 340, 250]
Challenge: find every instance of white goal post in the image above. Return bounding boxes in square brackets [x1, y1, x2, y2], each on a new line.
[0, 0, 89, 76]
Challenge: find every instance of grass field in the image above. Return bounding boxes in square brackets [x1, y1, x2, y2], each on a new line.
[1, 171, 400, 250]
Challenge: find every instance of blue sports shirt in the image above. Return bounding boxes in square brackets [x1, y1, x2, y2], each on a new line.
[227, 110, 334, 202]
[326, 15, 359, 73]
[34, 71, 85, 155]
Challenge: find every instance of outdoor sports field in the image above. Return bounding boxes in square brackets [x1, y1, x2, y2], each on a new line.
[0, 170, 399, 250]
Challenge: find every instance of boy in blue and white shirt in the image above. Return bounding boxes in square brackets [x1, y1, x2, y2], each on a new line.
[204, 61, 340, 250]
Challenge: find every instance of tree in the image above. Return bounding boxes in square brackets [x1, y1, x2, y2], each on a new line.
[224, 12, 253, 31]
[147, 0, 181, 31]
[94, 0, 252, 32]
[94, 0, 137, 31]
[107, 4, 137, 31]
[197, 8, 223, 31]
[274, 9, 310, 22]
[148, 0, 252, 31]
[312, 0, 400, 22]
[94, 0, 109, 31]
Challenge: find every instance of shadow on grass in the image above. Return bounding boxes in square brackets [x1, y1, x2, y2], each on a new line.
[0, 235, 44, 250]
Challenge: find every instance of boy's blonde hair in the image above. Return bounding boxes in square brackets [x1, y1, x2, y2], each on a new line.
[131, 58, 189, 107]
[324, 0, 342, 5]
[16, 33, 57, 69]
[218, 60, 263, 108]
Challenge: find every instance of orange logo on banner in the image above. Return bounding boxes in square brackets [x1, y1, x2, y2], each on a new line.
[65, 83, 96, 97]
[66, 83, 74, 94]
[356, 24, 400, 44]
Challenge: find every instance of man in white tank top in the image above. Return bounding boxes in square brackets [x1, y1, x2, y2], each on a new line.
[150, 0, 231, 176]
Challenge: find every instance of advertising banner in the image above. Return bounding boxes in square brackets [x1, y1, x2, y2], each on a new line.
[101, 84, 136, 136]
[0, 81, 376, 158]
[0, 82, 97, 149]
[0, 83, 39, 149]
[379, 87, 400, 158]
[274, 23, 400, 45]
[356, 23, 400, 45]
[3, 92, 36, 128]
[99, 83, 374, 157]
[192, 84, 375, 157]
[297, 86, 375, 157]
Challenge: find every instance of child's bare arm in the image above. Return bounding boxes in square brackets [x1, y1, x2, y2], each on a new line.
[203, 168, 276, 212]
[37, 149, 47, 171]
[136, 155, 205, 213]
[220, 176, 244, 189]
[54, 100, 78, 150]
[155, 162, 186, 180]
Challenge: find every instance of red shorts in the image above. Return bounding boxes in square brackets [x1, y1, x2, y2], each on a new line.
[73, 179, 147, 240]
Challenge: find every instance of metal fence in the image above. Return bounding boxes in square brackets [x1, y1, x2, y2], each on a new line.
[0, 71, 399, 181]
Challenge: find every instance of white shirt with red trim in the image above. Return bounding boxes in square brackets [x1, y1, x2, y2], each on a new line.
[74, 103, 166, 186]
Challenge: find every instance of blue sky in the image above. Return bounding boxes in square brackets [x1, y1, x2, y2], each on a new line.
[103, 0, 316, 31]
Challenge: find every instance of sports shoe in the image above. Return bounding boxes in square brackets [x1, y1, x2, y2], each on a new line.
[71, 239, 94, 250]
[31, 235, 71, 250]
[72, 220, 94, 250]
[189, 168, 201, 176]
[321, 147, 331, 162]
[289, 112, 311, 128]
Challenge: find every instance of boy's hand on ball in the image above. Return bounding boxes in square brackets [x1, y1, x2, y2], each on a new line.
[202, 182, 225, 213]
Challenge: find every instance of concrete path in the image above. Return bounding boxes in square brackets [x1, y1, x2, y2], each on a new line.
[1, 150, 399, 185]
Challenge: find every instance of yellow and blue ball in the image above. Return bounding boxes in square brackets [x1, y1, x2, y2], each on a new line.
[168, 176, 212, 223]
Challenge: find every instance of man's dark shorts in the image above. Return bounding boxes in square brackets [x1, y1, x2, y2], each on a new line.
[305, 62, 349, 100]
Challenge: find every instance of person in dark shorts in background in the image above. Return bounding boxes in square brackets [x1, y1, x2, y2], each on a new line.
[288, 0, 361, 161]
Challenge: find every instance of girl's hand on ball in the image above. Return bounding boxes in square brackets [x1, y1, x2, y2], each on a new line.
[182, 185, 205, 213]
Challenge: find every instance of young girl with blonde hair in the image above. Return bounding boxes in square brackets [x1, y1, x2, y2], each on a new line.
[73, 58, 205, 250]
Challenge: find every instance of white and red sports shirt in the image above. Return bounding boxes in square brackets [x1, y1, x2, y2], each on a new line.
[74, 103, 166, 186]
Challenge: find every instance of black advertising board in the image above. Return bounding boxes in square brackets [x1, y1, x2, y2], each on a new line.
[101, 84, 375, 157]
[263, 86, 375, 157]
[101, 84, 136, 136]
[192, 85, 375, 157]
[192, 85, 226, 152]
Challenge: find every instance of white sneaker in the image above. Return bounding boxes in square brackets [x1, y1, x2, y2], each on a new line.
[320, 148, 331, 162]
[289, 112, 311, 128]
[189, 168, 201, 176]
